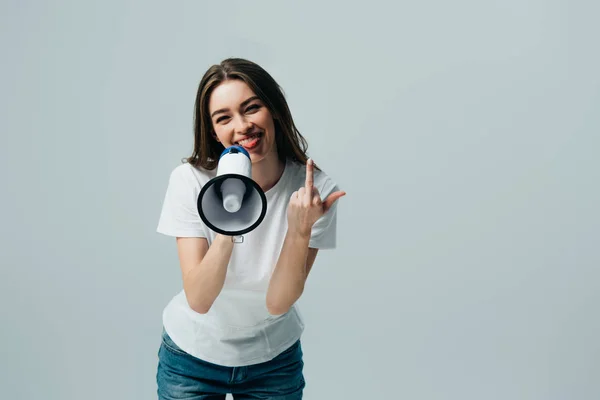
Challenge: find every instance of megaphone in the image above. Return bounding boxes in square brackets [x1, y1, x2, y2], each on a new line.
[197, 145, 267, 237]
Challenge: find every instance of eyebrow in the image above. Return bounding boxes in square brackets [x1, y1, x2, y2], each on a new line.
[211, 96, 260, 118]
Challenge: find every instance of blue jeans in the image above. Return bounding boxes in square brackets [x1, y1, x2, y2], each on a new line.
[156, 328, 305, 399]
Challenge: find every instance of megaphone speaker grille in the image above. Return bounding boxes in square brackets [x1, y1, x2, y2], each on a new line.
[197, 174, 267, 236]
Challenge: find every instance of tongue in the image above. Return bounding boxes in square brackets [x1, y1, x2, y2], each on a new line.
[241, 136, 260, 149]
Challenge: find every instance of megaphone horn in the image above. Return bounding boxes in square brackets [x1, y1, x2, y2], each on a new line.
[197, 146, 267, 237]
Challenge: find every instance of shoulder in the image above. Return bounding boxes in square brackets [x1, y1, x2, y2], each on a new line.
[167, 162, 216, 190]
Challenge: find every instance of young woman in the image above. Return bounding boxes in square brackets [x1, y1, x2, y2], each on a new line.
[155, 58, 345, 399]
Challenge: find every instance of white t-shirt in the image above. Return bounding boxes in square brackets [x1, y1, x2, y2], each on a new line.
[156, 158, 339, 367]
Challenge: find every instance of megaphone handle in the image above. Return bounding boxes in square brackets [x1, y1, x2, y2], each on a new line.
[232, 235, 244, 243]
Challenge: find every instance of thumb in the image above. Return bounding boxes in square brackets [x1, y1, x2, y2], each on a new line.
[322, 191, 346, 213]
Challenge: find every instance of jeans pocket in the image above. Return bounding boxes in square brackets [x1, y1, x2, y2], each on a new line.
[161, 328, 190, 357]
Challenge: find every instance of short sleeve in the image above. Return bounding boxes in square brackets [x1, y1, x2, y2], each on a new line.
[156, 165, 209, 238]
[309, 178, 340, 249]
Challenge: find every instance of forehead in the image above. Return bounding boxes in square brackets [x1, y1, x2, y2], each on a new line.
[208, 80, 257, 111]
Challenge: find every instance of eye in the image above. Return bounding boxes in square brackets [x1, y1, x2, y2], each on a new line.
[215, 115, 229, 123]
[246, 104, 260, 113]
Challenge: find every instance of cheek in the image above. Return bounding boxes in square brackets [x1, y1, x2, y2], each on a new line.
[213, 129, 230, 144]
[261, 116, 276, 137]
[269, 121, 278, 142]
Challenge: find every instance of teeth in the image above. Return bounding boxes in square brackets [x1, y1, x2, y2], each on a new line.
[237, 132, 261, 145]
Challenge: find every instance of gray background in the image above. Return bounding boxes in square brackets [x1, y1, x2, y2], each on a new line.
[1, 1, 598, 399]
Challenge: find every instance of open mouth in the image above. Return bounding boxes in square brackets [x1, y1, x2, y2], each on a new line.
[235, 131, 263, 149]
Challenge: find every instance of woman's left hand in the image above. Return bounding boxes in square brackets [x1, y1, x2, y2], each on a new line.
[287, 158, 346, 238]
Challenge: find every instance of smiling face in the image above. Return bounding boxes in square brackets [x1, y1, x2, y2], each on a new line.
[208, 79, 278, 165]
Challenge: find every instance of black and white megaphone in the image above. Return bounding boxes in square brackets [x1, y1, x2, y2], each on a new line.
[197, 145, 267, 238]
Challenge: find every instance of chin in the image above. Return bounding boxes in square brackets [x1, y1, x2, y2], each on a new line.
[249, 153, 268, 164]
[248, 146, 276, 164]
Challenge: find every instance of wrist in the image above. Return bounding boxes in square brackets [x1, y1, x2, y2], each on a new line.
[214, 233, 235, 248]
[286, 227, 311, 242]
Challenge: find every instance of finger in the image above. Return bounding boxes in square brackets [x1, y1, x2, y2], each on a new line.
[305, 158, 314, 190]
[312, 194, 322, 207]
[322, 191, 346, 213]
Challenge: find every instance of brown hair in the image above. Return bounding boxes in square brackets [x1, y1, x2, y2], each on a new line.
[184, 58, 318, 171]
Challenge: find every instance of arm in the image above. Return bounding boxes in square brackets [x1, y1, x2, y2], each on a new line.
[176, 233, 234, 314]
[266, 232, 319, 315]
[266, 158, 345, 315]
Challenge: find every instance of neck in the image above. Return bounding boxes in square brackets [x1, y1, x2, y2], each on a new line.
[252, 152, 285, 192]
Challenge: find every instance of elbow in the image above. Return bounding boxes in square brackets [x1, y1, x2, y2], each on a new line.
[191, 304, 211, 314]
[185, 294, 213, 315]
[183, 281, 218, 314]
[266, 290, 303, 316]
[266, 294, 288, 316]
[267, 302, 290, 316]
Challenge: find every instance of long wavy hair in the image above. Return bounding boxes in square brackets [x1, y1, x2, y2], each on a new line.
[184, 58, 318, 171]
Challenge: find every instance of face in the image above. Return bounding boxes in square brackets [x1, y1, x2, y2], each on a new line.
[208, 79, 277, 164]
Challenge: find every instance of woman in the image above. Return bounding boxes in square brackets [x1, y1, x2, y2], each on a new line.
[155, 58, 345, 399]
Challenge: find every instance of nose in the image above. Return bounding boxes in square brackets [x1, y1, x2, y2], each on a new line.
[233, 114, 253, 134]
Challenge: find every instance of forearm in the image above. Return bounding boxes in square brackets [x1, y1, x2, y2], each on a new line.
[183, 234, 234, 314]
[266, 230, 310, 315]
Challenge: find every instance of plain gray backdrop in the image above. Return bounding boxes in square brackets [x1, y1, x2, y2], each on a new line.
[1, 1, 598, 399]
